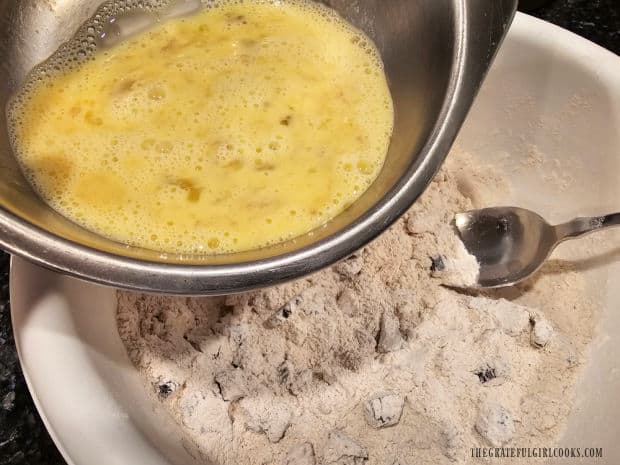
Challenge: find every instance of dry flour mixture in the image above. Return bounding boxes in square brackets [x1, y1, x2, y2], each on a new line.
[117, 152, 599, 465]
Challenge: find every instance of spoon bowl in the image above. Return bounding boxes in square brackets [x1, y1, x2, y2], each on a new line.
[455, 207, 620, 288]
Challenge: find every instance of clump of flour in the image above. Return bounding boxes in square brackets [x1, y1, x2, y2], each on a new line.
[117, 151, 599, 465]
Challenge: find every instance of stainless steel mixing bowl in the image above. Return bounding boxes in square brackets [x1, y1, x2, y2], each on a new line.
[0, 0, 516, 294]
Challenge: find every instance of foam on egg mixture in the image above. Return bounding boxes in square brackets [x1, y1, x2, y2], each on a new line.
[8, 0, 393, 254]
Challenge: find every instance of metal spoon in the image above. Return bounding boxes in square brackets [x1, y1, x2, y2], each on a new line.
[454, 207, 620, 288]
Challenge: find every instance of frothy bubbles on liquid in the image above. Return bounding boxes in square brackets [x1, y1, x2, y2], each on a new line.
[8, 0, 394, 255]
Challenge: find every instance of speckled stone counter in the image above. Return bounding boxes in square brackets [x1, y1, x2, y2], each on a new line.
[0, 1, 618, 464]
[533, 0, 619, 55]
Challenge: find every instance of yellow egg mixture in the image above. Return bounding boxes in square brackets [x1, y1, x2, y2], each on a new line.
[8, 0, 393, 254]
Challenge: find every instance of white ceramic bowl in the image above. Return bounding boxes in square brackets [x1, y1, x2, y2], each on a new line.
[11, 13, 620, 465]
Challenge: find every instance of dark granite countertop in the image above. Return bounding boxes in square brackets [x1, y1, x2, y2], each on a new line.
[0, 1, 619, 464]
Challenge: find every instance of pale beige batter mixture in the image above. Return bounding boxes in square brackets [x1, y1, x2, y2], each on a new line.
[117, 151, 599, 465]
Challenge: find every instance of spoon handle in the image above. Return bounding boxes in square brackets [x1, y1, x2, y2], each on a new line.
[554, 212, 620, 242]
